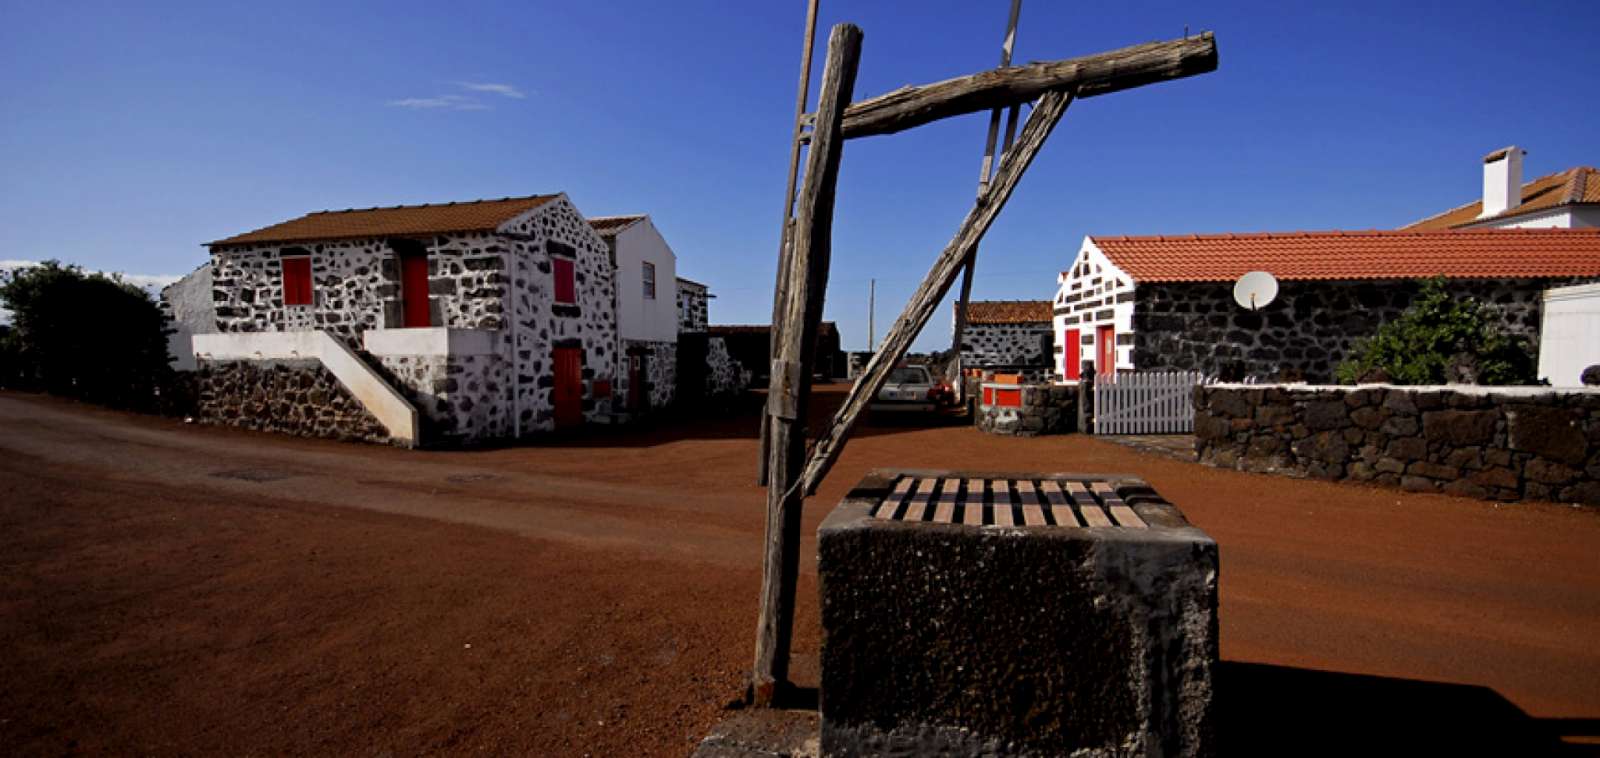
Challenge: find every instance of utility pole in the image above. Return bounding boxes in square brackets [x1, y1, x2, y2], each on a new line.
[868, 278, 875, 352]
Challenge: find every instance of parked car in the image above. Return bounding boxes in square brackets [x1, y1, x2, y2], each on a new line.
[870, 365, 946, 414]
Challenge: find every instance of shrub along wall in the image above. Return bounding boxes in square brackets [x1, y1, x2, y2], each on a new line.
[1194, 384, 1600, 506]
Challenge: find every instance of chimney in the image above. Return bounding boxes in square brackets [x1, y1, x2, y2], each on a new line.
[1480, 146, 1524, 218]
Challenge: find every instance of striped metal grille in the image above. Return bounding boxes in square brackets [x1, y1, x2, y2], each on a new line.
[873, 476, 1147, 528]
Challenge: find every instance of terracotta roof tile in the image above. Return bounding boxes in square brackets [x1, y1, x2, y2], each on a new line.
[962, 300, 1052, 324]
[1402, 167, 1600, 230]
[1089, 229, 1600, 283]
[210, 194, 559, 246]
[588, 215, 647, 237]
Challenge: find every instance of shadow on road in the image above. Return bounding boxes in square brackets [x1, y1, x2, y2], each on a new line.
[1217, 661, 1596, 756]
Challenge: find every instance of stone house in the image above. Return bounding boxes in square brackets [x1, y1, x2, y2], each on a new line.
[710, 322, 845, 385]
[955, 300, 1053, 378]
[195, 194, 618, 445]
[1052, 228, 1600, 383]
[589, 214, 682, 413]
[676, 277, 710, 333]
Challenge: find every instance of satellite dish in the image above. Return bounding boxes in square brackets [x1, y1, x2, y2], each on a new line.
[1233, 271, 1279, 311]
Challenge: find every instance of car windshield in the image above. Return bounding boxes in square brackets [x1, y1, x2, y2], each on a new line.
[888, 367, 930, 384]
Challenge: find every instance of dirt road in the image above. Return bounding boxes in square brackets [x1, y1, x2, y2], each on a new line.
[2, 389, 1597, 754]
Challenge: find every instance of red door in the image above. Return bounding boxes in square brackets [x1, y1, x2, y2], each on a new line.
[553, 347, 583, 428]
[1096, 325, 1116, 374]
[401, 252, 431, 328]
[628, 354, 648, 411]
[1064, 328, 1080, 380]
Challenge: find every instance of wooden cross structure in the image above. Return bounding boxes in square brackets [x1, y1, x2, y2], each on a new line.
[752, 12, 1219, 706]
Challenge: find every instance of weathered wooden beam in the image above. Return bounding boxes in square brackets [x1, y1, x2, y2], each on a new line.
[951, 0, 1023, 395]
[799, 88, 1074, 495]
[751, 21, 861, 708]
[758, 0, 822, 488]
[804, 32, 1213, 140]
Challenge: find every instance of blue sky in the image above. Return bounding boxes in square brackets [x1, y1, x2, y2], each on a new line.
[2, 1, 1597, 351]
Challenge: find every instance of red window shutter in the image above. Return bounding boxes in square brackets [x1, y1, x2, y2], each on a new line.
[553, 258, 575, 304]
[997, 388, 1022, 408]
[282, 257, 312, 306]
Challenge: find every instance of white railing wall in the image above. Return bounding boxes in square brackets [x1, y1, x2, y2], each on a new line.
[1092, 370, 1208, 435]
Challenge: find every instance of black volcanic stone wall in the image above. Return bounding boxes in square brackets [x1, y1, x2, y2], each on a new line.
[1133, 279, 1580, 383]
[975, 383, 1077, 436]
[198, 360, 390, 443]
[1194, 384, 1600, 506]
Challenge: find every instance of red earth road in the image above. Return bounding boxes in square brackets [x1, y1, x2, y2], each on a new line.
[1, 388, 1597, 754]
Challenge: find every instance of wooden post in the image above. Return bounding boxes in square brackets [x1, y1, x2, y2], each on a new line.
[799, 89, 1075, 496]
[759, 0, 822, 487]
[751, 22, 862, 708]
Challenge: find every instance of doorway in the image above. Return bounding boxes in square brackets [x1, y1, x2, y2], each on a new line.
[553, 346, 583, 428]
[397, 243, 431, 328]
[1096, 324, 1116, 374]
[628, 353, 650, 412]
[1064, 328, 1081, 380]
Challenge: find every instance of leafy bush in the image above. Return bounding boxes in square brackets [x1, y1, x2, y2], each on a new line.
[1335, 277, 1536, 385]
[0, 260, 177, 410]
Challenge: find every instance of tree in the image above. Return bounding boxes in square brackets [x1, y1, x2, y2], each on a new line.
[1335, 277, 1536, 386]
[0, 261, 175, 410]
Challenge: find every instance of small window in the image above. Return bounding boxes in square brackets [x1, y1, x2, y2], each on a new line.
[643, 261, 656, 300]
[281, 256, 312, 306]
[554, 258, 575, 304]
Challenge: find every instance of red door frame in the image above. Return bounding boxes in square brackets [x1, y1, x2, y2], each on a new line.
[553, 346, 583, 428]
[1064, 328, 1081, 380]
[1096, 324, 1116, 375]
[400, 252, 431, 328]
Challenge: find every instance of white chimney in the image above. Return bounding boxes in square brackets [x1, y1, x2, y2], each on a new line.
[1480, 146, 1524, 218]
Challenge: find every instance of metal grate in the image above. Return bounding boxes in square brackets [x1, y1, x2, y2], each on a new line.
[874, 476, 1148, 528]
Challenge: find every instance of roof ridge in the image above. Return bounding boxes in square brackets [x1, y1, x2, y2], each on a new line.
[308, 194, 555, 216]
[1092, 227, 1600, 243]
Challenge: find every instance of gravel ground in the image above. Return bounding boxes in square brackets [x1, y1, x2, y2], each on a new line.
[1, 389, 1597, 755]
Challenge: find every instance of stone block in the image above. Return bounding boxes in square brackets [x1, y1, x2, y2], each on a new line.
[819, 470, 1217, 758]
[1303, 401, 1348, 432]
[1506, 406, 1588, 466]
[1400, 475, 1438, 492]
[1421, 410, 1496, 447]
[1384, 436, 1426, 462]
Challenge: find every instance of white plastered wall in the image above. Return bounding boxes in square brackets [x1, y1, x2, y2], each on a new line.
[1538, 282, 1600, 386]
[1051, 237, 1137, 380]
[611, 218, 679, 344]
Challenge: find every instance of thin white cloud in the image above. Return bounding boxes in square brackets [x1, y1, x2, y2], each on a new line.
[457, 81, 526, 99]
[387, 94, 490, 111]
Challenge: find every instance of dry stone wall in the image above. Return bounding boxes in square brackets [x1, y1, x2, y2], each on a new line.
[1195, 384, 1600, 506]
[975, 383, 1077, 437]
[1134, 278, 1580, 383]
[197, 360, 390, 443]
[622, 339, 677, 410]
[705, 337, 748, 397]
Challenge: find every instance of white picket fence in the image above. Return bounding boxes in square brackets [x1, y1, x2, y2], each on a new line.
[1092, 371, 1209, 435]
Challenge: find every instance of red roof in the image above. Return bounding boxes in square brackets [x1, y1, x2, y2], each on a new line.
[588, 215, 646, 237]
[1402, 167, 1600, 231]
[211, 195, 558, 246]
[1088, 229, 1600, 282]
[962, 300, 1052, 324]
